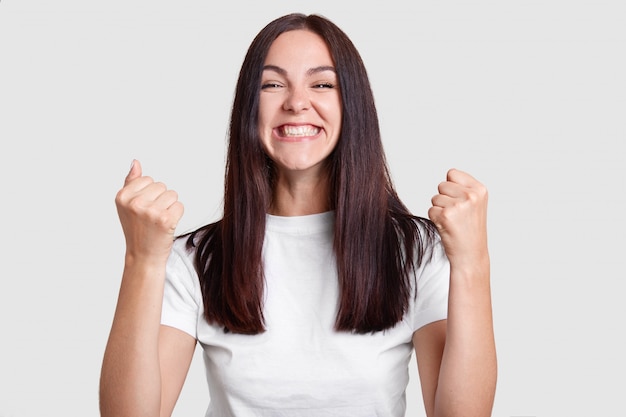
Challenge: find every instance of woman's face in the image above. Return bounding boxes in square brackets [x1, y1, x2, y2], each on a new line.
[258, 30, 342, 176]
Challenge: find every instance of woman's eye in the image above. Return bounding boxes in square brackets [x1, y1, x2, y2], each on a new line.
[261, 83, 282, 89]
[313, 82, 335, 89]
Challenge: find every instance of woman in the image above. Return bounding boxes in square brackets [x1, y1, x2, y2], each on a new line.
[100, 13, 497, 417]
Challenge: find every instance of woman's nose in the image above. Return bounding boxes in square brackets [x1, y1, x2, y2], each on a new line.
[282, 86, 310, 113]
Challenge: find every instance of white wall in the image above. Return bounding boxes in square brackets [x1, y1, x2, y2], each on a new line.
[1, 1, 624, 416]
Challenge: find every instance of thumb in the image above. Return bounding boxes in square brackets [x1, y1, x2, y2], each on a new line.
[124, 159, 142, 185]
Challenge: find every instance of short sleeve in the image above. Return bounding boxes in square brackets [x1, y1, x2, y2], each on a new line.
[410, 238, 450, 331]
[161, 238, 201, 339]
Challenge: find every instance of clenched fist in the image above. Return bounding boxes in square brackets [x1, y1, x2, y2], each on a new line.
[115, 160, 184, 264]
[428, 168, 489, 269]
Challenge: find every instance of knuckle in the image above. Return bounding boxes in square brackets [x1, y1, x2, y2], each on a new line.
[127, 197, 144, 213]
[152, 182, 167, 193]
[439, 208, 452, 221]
[114, 190, 126, 205]
[115, 186, 133, 203]
[157, 212, 178, 231]
[156, 212, 170, 225]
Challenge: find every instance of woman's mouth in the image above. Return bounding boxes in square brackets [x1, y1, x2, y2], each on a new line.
[276, 124, 321, 138]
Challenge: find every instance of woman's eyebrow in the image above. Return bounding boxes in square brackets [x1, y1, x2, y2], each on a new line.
[262, 65, 287, 76]
[307, 65, 336, 76]
[262, 65, 336, 76]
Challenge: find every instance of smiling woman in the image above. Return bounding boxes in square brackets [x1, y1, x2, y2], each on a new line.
[258, 30, 343, 215]
[99, 12, 496, 417]
[258, 31, 342, 185]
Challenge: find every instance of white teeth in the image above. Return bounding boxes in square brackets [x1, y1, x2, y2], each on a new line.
[280, 125, 320, 137]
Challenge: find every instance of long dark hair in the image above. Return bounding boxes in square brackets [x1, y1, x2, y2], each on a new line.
[184, 13, 437, 334]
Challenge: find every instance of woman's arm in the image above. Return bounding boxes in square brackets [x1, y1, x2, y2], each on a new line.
[99, 160, 193, 417]
[414, 169, 497, 417]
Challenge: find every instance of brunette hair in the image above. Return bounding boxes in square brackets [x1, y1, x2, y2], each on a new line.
[184, 13, 437, 334]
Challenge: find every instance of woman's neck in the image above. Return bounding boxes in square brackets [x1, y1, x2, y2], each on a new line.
[269, 170, 331, 216]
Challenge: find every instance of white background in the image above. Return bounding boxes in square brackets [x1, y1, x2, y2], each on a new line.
[1, 1, 625, 416]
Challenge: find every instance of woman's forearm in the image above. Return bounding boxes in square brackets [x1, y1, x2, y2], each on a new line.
[434, 257, 497, 417]
[99, 259, 166, 417]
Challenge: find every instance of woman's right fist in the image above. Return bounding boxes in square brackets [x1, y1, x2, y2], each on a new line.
[115, 160, 185, 263]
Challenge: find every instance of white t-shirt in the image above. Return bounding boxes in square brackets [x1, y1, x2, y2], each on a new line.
[162, 211, 450, 417]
